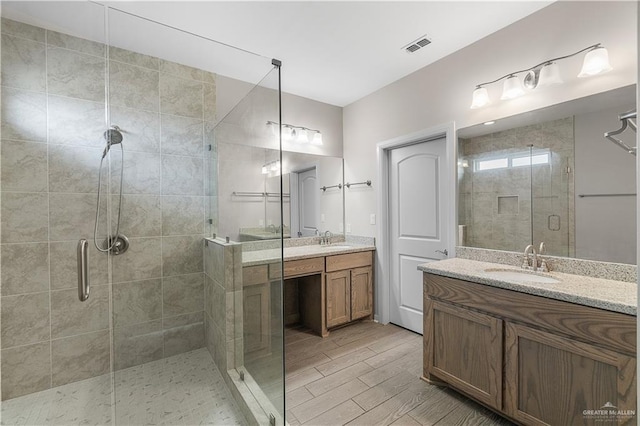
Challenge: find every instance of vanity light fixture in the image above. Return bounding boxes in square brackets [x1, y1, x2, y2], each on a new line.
[262, 160, 280, 175]
[470, 43, 612, 109]
[266, 121, 323, 145]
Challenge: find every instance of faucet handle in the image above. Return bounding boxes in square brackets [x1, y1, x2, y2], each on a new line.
[538, 242, 546, 255]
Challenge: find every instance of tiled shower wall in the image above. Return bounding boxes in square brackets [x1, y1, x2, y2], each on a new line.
[458, 117, 575, 257]
[0, 18, 215, 400]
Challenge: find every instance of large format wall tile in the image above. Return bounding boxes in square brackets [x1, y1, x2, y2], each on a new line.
[1, 242, 49, 295]
[1, 192, 48, 243]
[159, 60, 203, 81]
[111, 237, 162, 283]
[1, 87, 47, 142]
[114, 194, 162, 238]
[162, 195, 204, 236]
[109, 60, 159, 112]
[47, 95, 105, 148]
[47, 47, 105, 102]
[161, 114, 203, 157]
[160, 74, 203, 118]
[112, 151, 161, 195]
[110, 106, 160, 153]
[49, 193, 100, 241]
[163, 312, 204, 357]
[1, 342, 51, 400]
[109, 46, 159, 70]
[1, 139, 48, 192]
[1, 33, 46, 91]
[163, 273, 204, 317]
[204, 83, 216, 123]
[50, 240, 109, 290]
[1, 18, 46, 42]
[49, 145, 102, 193]
[161, 155, 204, 196]
[51, 286, 109, 338]
[1, 292, 50, 347]
[51, 330, 110, 387]
[162, 235, 204, 276]
[46, 30, 105, 57]
[112, 279, 162, 327]
[113, 320, 163, 370]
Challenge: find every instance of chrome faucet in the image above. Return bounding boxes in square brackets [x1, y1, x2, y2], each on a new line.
[522, 244, 538, 271]
[324, 230, 333, 245]
[538, 242, 550, 272]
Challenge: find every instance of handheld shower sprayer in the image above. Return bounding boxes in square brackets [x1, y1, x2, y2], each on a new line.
[102, 125, 123, 159]
[94, 125, 128, 254]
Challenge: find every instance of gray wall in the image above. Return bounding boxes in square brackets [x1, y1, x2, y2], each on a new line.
[343, 1, 637, 240]
[0, 18, 211, 400]
[575, 104, 637, 264]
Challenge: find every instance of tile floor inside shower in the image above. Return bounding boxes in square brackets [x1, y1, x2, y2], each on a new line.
[0, 349, 245, 426]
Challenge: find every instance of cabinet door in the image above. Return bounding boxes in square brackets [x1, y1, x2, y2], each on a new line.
[427, 301, 503, 410]
[326, 270, 350, 328]
[504, 322, 636, 425]
[350, 266, 372, 320]
[243, 282, 271, 359]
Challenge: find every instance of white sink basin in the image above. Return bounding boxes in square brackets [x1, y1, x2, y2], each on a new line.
[483, 268, 560, 284]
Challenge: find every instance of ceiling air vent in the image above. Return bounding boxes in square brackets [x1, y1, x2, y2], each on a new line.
[403, 35, 431, 54]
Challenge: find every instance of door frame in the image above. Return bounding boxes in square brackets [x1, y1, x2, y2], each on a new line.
[375, 122, 457, 325]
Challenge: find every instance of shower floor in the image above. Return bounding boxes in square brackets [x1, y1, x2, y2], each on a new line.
[0, 349, 245, 425]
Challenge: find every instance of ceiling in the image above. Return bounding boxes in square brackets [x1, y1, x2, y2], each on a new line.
[2, 1, 552, 107]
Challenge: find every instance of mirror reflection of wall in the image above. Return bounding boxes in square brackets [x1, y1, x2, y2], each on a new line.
[458, 85, 636, 264]
[217, 142, 344, 242]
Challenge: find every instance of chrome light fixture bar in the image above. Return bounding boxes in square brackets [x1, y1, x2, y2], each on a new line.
[470, 43, 612, 109]
[266, 121, 323, 145]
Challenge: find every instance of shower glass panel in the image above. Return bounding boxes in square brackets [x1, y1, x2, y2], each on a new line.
[212, 66, 285, 422]
[0, 1, 281, 424]
[530, 119, 574, 258]
[105, 7, 279, 425]
[0, 2, 114, 424]
[458, 134, 534, 252]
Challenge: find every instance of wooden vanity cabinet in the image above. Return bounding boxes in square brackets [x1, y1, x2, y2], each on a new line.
[326, 252, 373, 329]
[504, 322, 636, 425]
[243, 265, 271, 359]
[426, 301, 503, 410]
[424, 273, 637, 425]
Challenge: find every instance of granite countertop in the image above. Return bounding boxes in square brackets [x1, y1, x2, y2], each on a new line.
[242, 244, 376, 267]
[419, 258, 637, 316]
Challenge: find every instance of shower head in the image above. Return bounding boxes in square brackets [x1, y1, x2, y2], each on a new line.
[104, 126, 123, 145]
[102, 126, 123, 159]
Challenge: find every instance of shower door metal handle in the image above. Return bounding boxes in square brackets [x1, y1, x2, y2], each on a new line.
[77, 239, 90, 302]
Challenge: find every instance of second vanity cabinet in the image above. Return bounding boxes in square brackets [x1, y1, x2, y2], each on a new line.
[325, 251, 374, 328]
[424, 273, 637, 425]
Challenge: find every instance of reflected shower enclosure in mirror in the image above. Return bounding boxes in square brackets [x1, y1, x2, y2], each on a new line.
[217, 145, 344, 242]
[457, 85, 636, 264]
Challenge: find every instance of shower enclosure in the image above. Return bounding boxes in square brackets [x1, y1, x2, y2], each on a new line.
[0, 2, 285, 424]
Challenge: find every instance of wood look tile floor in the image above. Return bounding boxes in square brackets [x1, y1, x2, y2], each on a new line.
[285, 321, 514, 426]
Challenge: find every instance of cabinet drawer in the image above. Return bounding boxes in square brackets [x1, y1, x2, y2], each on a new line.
[243, 264, 268, 287]
[326, 251, 372, 272]
[279, 257, 324, 279]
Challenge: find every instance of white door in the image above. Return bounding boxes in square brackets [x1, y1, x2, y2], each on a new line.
[297, 168, 318, 237]
[389, 138, 449, 334]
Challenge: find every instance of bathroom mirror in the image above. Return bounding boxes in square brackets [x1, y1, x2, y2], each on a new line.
[217, 142, 344, 241]
[457, 84, 637, 264]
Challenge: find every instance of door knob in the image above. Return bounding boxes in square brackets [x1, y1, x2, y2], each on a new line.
[435, 249, 448, 256]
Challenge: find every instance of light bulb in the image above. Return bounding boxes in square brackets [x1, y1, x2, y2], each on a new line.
[470, 87, 490, 109]
[261, 165, 268, 174]
[296, 128, 308, 143]
[311, 132, 323, 145]
[500, 75, 525, 100]
[270, 161, 278, 172]
[578, 46, 612, 77]
[538, 62, 563, 87]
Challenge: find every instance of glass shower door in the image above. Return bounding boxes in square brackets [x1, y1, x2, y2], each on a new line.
[0, 2, 115, 424]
